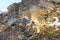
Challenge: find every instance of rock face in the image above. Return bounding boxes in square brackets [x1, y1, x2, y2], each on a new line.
[0, 0, 60, 40]
[49, 0, 60, 3]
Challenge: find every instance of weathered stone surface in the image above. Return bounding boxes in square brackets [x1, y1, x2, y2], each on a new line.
[49, 0, 60, 3]
[0, 0, 60, 40]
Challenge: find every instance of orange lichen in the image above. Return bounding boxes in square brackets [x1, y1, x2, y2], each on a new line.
[36, 7, 47, 14]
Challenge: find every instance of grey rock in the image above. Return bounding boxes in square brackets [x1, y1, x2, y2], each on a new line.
[6, 18, 17, 26]
[49, 0, 60, 3]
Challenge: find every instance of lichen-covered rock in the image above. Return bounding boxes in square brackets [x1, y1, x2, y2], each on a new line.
[6, 18, 17, 26]
[0, 24, 9, 33]
[0, 0, 60, 40]
[49, 0, 60, 3]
